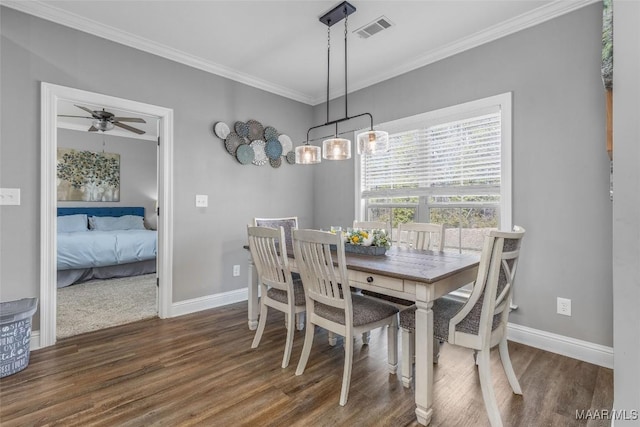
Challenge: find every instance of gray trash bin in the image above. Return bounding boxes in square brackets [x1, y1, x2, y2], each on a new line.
[0, 297, 38, 378]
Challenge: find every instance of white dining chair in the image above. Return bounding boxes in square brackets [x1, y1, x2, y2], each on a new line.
[293, 228, 399, 406]
[352, 220, 388, 232]
[396, 222, 445, 251]
[247, 225, 306, 368]
[253, 216, 298, 255]
[399, 226, 526, 427]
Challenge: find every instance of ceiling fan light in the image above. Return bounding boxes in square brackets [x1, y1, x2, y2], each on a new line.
[295, 144, 322, 164]
[93, 119, 114, 132]
[322, 138, 351, 160]
[356, 130, 389, 155]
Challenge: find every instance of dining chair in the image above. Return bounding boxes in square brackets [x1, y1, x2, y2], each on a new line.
[363, 222, 446, 319]
[253, 216, 304, 330]
[247, 225, 306, 368]
[292, 228, 399, 406]
[399, 226, 526, 427]
[253, 216, 298, 255]
[396, 222, 445, 251]
[352, 220, 388, 232]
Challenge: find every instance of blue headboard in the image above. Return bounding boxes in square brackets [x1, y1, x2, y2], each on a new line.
[57, 207, 145, 217]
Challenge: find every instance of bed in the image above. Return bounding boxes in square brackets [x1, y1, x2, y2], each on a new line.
[57, 207, 157, 288]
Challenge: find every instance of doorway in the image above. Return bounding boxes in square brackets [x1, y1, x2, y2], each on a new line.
[40, 82, 174, 348]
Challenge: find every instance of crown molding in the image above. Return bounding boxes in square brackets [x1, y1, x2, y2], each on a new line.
[313, 0, 600, 105]
[3, 0, 598, 107]
[1, 0, 315, 105]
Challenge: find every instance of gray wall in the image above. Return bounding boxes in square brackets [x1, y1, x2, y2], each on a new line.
[0, 7, 315, 321]
[0, 5, 616, 349]
[57, 129, 158, 228]
[612, 0, 640, 418]
[312, 4, 613, 346]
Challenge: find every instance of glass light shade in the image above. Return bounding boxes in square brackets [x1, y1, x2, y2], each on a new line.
[93, 120, 115, 132]
[356, 130, 389, 155]
[295, 144, 322, 164]
[322, 138, 351, 160]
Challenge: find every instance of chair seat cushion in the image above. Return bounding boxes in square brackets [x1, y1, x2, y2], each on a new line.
[399, 299, 460, 342]
[398, 297, 463, 342]
[267, 279, 306, 306]
[314, 294, 399, 327]
[361, 290, 414, 307]
[399, 296, 502, 342]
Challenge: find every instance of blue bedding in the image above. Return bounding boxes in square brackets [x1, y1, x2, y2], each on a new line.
[57, 229, 157, 270]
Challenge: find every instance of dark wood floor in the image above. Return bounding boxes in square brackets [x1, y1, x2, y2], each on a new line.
[0, 302, 612, 427]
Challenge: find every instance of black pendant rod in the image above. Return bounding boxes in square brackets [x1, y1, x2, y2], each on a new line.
[306, 112, 374, 143]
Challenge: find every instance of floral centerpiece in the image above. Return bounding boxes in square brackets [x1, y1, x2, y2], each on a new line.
[343, 228, 390, 255]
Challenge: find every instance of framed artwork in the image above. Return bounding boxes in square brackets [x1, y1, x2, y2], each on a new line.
[57, 148, 120, 201]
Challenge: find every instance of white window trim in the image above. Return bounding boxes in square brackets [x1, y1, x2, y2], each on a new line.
[355, 92, 512, 231]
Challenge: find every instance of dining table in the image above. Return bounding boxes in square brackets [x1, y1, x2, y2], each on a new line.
[246, 245, 480, 426]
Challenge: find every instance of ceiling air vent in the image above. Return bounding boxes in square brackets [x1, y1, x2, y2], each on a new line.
[354, 16, 393, 39]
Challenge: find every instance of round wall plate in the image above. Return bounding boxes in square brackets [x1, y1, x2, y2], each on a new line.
[236, 144, 255, 165]
[250, 140, 267, 166]
[247, 119, 264, 142]
[278, 134, 292, 154]
[265, 138, 283, 160]
[264, 126, 278, 140]
[225, 132, 244, 156]
[214, 122, 230, 139]
[235, 121, 249, 138]
[269, 157, 282, 168]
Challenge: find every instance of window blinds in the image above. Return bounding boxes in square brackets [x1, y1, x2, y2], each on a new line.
[361, 112, 501, 198]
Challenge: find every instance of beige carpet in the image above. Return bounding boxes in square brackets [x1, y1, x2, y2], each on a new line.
[57, 274, 157, 339]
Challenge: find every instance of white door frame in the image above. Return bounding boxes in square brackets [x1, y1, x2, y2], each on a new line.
[40, 82, 174, 347]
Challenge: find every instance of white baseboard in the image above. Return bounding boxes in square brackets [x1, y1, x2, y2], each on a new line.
[169, 287, 248, 317]
[507, 322, 613, 369]
[29, 294, 613, 371]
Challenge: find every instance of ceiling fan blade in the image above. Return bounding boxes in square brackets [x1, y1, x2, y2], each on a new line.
[113, 117, 146, 123]
[114, 121, 146, 135]
[88, 125, 99, 132]
[75, 105, 97, 116]
[57, 115, 93, 119]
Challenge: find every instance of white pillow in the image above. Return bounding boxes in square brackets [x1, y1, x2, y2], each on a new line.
[89, 215, 145, 231]
[57, 214, 88, 233]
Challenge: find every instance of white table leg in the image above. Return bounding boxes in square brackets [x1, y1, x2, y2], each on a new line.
[414, 297, 434, 426]
[247, 254, 259, 330]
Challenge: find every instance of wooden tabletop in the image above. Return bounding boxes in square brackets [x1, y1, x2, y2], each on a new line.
[341, 247, 479, 284]
[245, 244, 479, 285]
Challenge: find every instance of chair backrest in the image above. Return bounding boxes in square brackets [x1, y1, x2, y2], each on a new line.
[247, 226, 294, 296]
[396, 222, 445, 251]
[353, 220, 387, 232]
[253, 216, 298, 255]
[292, 229, 353, 323]
[447, 226, 525, 349]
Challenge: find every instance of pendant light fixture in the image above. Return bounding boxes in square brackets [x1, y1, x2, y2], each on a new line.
[295, 1, 389, 164]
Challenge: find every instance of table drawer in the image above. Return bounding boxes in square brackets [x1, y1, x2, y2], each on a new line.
[350, 270, 404, 292]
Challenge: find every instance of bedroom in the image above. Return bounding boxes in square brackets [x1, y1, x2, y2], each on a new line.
[0, 1, 638, 422]
[55, 102, 159, 338]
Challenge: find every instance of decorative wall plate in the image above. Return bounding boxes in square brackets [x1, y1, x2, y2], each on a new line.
[250, 140, 267, 166]
[225, 133, 244, 156]
[265, 138, 283, 160]
[247, 120, 264, 142]
[235, 121, 249, 138]
[264, 126, 278, 140]
[269, 157, 282, 168]
[214, 122, 230, 139]
[278, 134, 292, 154]
[236, 144, 255, 165]
[286, 151, 296, 164]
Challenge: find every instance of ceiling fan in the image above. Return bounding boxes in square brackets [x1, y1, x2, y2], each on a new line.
[58, 104, 147, 135]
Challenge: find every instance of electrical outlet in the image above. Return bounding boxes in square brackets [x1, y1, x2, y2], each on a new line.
[195, 194, 208, 208]
[0, 188, 21, 205]
[557, 297, 571, 316]
[233, 265, 240, 277]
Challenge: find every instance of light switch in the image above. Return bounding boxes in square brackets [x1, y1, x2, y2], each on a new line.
[0, 188, 21, 205]
[195, 194, 208, 208]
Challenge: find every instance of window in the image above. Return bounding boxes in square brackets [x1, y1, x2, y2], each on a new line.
[356, 93, 512, 253]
